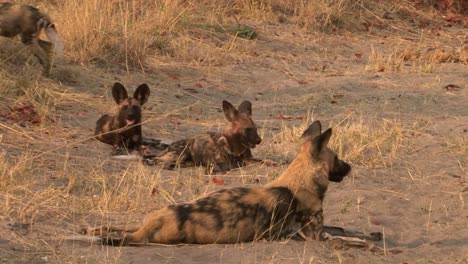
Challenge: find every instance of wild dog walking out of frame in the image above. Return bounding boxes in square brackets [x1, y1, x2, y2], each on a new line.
[89, 121, 381, 245]
[0, 2, 63, 76]
[95, 82, 150, 154]
[156, 100, 268, 173]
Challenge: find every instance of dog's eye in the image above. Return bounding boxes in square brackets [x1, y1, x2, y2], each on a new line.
[245, 128, 255, 135]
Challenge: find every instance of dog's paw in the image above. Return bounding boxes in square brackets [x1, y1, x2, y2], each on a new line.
[101, 235, 125, 246]
[320, 231, 332, 241]
[143, 158, 156, 166]
[163, 163, 177, 170]
[139, 145, 153, 156]
[79, 226, 91, 235]
[297, 214, 311, 222]
[369, 232, 383, 241]
[262, 159, 278, 166]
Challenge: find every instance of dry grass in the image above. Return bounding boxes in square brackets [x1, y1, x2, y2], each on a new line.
[365, 46, 406, 72]
[23, 0, 451, 70]
[445, 134, 468, 156]
[1, 0, 460, 72]
[270, 112, 410, 169]
[365, 45, 467, 73]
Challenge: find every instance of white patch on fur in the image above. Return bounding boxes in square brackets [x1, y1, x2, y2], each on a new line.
[63, 235, 103, 244]
[111, 155, 141, 161]
[218, 136, 237, 156]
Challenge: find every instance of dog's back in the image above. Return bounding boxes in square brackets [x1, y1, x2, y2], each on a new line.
[0, 3, 29, 37]
[157, 132, 241, 171]
[1, 3, 46, 29]
[101, 186, 299, 245]
[1, 2, 62, 75]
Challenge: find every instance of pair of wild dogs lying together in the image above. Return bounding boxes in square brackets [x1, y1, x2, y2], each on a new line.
[95, 82, 267, 173]
[90, 83, 382, 247]
[0, 2, 62, 76]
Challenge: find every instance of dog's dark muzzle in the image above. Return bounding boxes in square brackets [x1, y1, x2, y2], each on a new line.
[246, 135, 262, 148]
[328, 161, 351, 182]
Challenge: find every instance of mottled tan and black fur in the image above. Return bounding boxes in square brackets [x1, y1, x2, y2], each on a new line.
[156, 100, 264, 172]
[94, 82, 150, 153]
[90, 121, 381, 246]
[0, 2, 62, 76]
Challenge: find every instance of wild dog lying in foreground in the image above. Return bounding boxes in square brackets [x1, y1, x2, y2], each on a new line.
[155, 100, 269, 172]
[0, 2, 63, 76]
[87, 121, 382, 246]
[95, 82, 150, 154]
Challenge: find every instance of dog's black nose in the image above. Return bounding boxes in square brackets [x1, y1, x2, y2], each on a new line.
[127, 113, 137, 121]
[329, 162, 351, 182]
[256, 137, 262, 144]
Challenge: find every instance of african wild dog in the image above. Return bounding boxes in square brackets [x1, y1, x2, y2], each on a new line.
[0, 2, 63, 76]
[87, 121, 381, 245]
[155, 100, 266, 172]
[94, 82, 150, 154]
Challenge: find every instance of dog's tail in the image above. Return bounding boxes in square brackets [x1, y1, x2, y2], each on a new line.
[156, 139, 191, 161]
[44, 23, 63, 56]
[37, 12, 63, 56]
[45, 25, 63, 56]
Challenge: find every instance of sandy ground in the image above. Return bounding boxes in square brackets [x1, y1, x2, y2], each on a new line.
[0, 17, 467, 264]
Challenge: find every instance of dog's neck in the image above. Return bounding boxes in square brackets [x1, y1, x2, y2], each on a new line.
[221, 130, 248, 157]
[267, 151, 329, 198]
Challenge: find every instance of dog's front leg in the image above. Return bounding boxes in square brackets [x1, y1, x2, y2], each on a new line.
[322, 226, 383, 241]
[320, 226, 383, 250]
[297, 209, 324, 241]
[240, 151, 278, 167]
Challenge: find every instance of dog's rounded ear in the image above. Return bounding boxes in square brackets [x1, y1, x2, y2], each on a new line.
[238, 101, 252, 116]
[222, 100, 238, 122]
[301, 121, 322, 141]
[311, 128, 332, 158]
[134, 84, 150, 105]
[112, 82, 128, 104]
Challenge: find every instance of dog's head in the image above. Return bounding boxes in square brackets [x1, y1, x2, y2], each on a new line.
[221, 100, 262, 155]
[300, 121, 351, 183]
[112, 82, 150, 126]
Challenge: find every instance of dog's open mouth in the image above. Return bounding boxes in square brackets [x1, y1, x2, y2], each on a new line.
[329, 174, 346, 182]
[126, 119, 135, 125]
[242, 142, 258, 149]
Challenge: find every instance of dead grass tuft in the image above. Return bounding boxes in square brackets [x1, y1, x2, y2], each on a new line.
[329, 116, 408, 168]
[272, 113, 410, 168]
[364, 44, 468, 73]
[0, 0, 461, 72]
[18, 0, 452, 70]
[365, 46, 406, 72]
